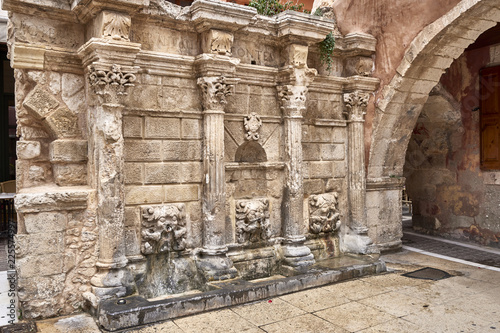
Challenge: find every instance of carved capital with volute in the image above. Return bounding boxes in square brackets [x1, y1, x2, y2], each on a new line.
[197, 76, 238, 111]
[88, 64, 137, 105]
[344, 91, 370, 122]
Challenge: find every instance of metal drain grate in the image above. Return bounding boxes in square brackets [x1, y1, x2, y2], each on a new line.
[402, 267, 451, 281]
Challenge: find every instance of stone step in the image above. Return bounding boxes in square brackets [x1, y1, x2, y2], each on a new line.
[97, 255, 386, 331]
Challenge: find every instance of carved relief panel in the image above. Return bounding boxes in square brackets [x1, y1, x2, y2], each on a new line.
[141, 204, 187, 255]
[309, 192, 341, 234]
[235, 198, 271, 243]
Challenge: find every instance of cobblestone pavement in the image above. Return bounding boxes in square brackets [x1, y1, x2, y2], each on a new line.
[23, 224, 500, 332]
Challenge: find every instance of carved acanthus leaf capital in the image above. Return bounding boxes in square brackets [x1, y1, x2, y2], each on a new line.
[277, 85, 308, 113]
[197, 76, 237, 111]
[344, 91, 369, 121]
[88, 64, 136, 104]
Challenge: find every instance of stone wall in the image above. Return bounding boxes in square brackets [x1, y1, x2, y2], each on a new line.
[405, 43, 500, 246]
[6, 0, 379, 319]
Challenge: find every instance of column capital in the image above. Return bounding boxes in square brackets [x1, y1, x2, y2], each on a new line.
[344, 91, 370, 122]
[197, 76, 239, 111]
[88, 64, 137, 105]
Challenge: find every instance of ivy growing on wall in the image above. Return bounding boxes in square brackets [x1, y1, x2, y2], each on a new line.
[318, 32, 336, 73]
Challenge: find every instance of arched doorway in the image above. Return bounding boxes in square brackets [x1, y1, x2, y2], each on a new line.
[366, 0, 500, 251]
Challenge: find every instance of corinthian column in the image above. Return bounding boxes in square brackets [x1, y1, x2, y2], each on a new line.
[196, 76, 238, 280]
[342, 91, 378, 254]
[277, 53, 317, 269]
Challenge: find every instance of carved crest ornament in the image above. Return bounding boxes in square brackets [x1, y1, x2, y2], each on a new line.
[235, 199, 271, 243]
[102, 12, 131, 41]
[309, 192, 341, 234]
[141, 204, 187, 255]
[244, 112, 262, 141]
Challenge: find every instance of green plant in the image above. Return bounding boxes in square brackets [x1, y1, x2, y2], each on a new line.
[248, 0, 306, 16]
[318, 32, 335, 73]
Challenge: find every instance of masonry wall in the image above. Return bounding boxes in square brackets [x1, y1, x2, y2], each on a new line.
[404, 43, 500, 246]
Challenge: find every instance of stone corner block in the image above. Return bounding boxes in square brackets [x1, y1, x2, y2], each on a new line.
[17, 141, 41, 160]
[50, 139, 88, 163]
[45, 107, 80, 138]
[23, 87, 60, 120]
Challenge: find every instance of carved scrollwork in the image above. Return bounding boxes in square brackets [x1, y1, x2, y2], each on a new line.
[244, 112, 262, 141]
[141, 204, 187, 255]
[344, 91, 369, 121]
[88, 64, 136, 104]
[309, 192, 341, 234]
[235, 199, 271, 243]
[197, 76, 236, 111]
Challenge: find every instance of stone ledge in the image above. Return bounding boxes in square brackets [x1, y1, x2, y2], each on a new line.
[97, 255, 386, 331]
[15, 186, 93, 213]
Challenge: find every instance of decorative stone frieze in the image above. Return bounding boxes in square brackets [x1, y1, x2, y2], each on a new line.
[197, 76, 236, 111]
[101, 11, 131, 41]
[244, 112, 262, 141]
[88, 64, 136, 104]
[141, 204, 187, 255]
[235, 199, 271, 243]
[344, 91, 369, 121]
[309, 192, 341, 234]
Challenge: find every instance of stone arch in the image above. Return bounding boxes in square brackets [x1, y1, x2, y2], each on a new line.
[368, 0, 500, 179]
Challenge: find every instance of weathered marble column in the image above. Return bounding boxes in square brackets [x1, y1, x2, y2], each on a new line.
[196, 76, 238, 280]
[342, 91, 378, 254]
[78, 10, 141, 303]
[278, 45, 317, 269]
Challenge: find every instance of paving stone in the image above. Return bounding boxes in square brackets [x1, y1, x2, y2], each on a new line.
[358, 291, 425, 317]
[173, 309, 264, 333]
[260, 313, 349, 333]
[314, 302, 395, 332]
[278, 287, 350, 312]
[230, 298, 306, 327]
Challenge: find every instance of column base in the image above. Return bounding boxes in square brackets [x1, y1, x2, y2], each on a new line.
[282, 239, 315, 272]
[196, 252, 238, 281]
[87, 266, 135, 308]
[340, 228, 380, 255]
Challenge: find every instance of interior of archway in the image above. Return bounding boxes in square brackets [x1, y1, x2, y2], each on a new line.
[404, 23, 500, 247]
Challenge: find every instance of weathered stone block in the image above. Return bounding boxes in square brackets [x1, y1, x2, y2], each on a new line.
[145, 117, 181, 139]
[144, 163, 180, 184]
[164, 184, 200, 202]
[22, 232, 64, 256]
[23, 87, 60, 120]
[127, 85, 160, 110]
[125, 185, 163, 205]
[302, 143, 320, 161]
[17, 254, 63, 277]
[124, 163, 144, 184]
[332, 127, 346, 143]
[49, 139, 88, 163]
[24, 212, 67, 233]
[308, 161, 333, 179]
[333, 161, 346, 178]
[125, 140, 162, 161]
[181, 119, 202, 139]
[53, 163, 87, 186]
[17, 274, 65, 302]
[123, 116, 143, 138]
[162, 141, 202, 161]
[320, 143, 345, 161]
[125, 227, 141, 257]
[304, 179, 324, 195]
[45, 107, 80, 138]
[17, 141, 41, 160]
[326, 178, 344, 192]
[179, 162, 203, 183]
[124, 207, 139, 227]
